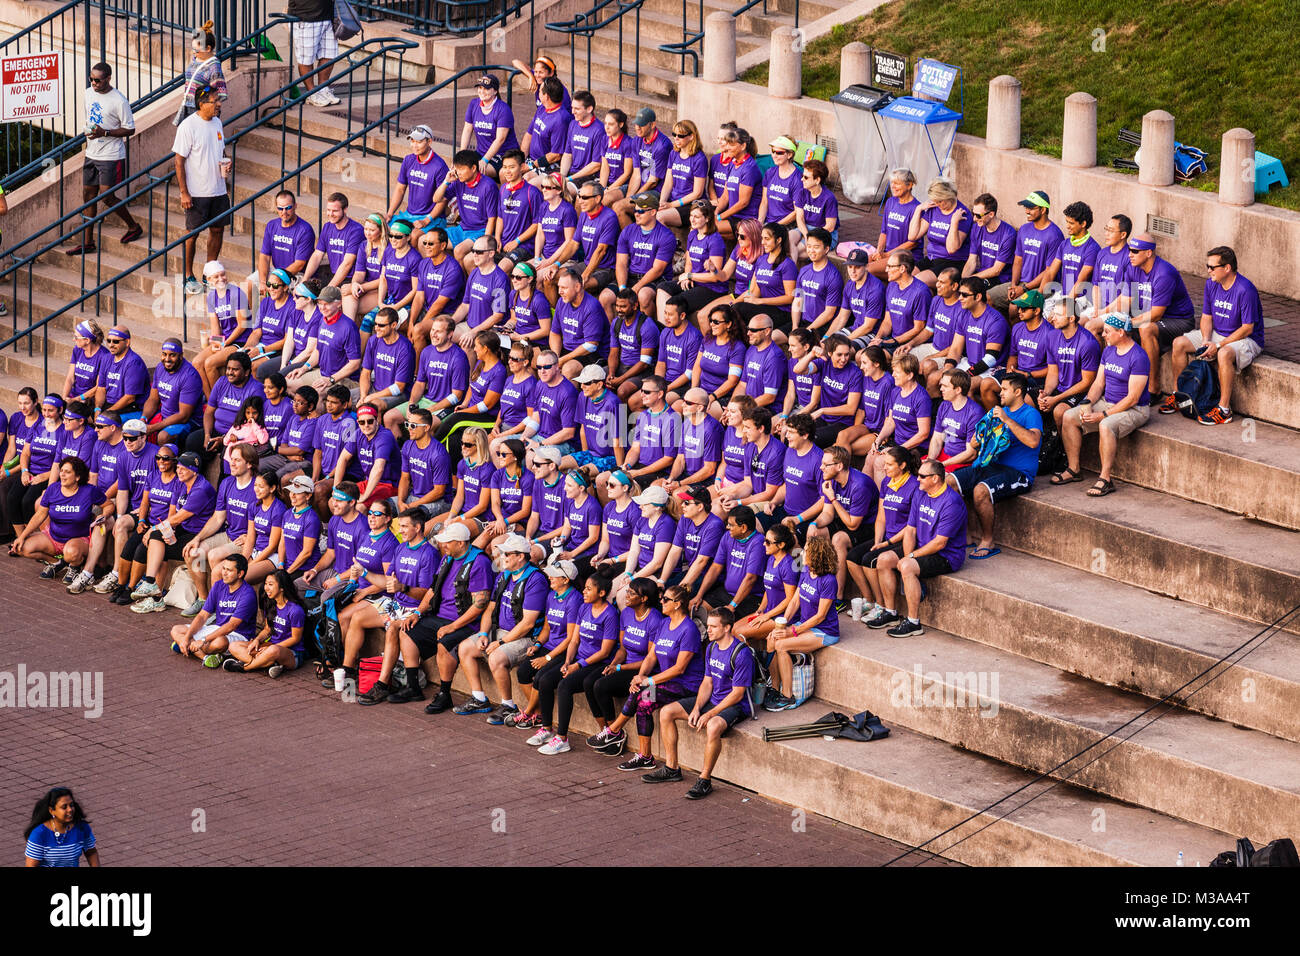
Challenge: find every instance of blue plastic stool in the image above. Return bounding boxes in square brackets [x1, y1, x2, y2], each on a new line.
[1255, 151, 1289, 193]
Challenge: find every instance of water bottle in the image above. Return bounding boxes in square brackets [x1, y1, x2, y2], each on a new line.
[1176, 851, 1184, 867]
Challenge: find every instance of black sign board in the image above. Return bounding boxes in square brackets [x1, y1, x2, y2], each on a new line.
[871, 48, 907, 91]
[830, 84, 894, 112]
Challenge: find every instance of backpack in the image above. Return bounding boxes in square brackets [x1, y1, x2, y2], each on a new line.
[732, 639, 768, 717]
[1209, 837, 1299, 867]
[1174, 354, 1220, 418]
[1037, 424, 1068, 477]
[314, 580, 358, 667]
[333, 0, 364, 42]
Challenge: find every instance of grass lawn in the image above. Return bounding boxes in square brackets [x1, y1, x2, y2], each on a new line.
[741, 0, 1300, 210]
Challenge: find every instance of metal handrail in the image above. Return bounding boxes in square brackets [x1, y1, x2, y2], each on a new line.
[3, 62, 525, 394]
[348, 0, 535, 79]
[545, 0, 645, 96]
[658, 0, 801, 74]
[2, 5, 277, 198]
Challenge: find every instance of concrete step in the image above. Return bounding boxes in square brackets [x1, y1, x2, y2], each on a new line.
[539, 47, 682, 101]
[438, 668, 1231, 865]
[818, 625, 1300, 842]
[1078, 410, 1300, 531]
[925, 547, 1300, 744]
[998, 479, 1300, 633]
[566, 26, 764, 75]
[1161, 355, 1300, 433]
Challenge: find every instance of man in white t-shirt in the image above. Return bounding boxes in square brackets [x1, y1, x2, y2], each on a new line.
[67, 63, 142, 254]
[172, 86, 230, 295]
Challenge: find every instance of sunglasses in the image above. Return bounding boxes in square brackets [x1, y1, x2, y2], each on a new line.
[579, 193, 599, 200]
[94, 422, 114, 428]
[747, 326, 769, 333]
[511, 274, 530, 281]
[404, 420, 427, 427]
[125, 434, 146, 441]
[155, 455, 175, 462]
[107, 337, 127, 344]
[640, 388, 659, 395]
[267, 282, 285, 289]
[357, 418, 376, 425]
[472, 247, 492, 254]
[276, 206, 295, 212]
[90, 75, 108, 84]
[537, 363, 556, 370]
[461, 441, 474, 447]
[367, 510, 387, 517]
[708, 317, 725, 324]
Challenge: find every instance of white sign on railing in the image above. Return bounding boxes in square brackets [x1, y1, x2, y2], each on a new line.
[1, 52, 63, 121]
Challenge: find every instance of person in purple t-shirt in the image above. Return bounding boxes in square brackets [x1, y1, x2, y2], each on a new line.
[303, 194, 366, 290]
[1037, 296, 1102, 432]
[530, 175, 578, 285]
[928, 368, 983, 471]
[385, 125, 450, 239]
[521, 77, 569, 170]
[1059, 313, 1151, 497]
[962, 192, 1016, 287]
[1167, 246, 1264, 425]
[1051, 201, 1100, 303]
[449, 237, 511, 351]
[813, 443, 878, 603]
[188, 351, 259, 466]
[601, 192, 676, 320]
[764, 536, 840, 710]
[870, 459, 967, 638]
[431, 150, 502, 267]
[874, 251, 932, 350]
[791, 229, 844, 337]
[758, 136, 802, 235]
[868, 168, 920, 281]
[247, 189, 315, 303]
[495, 152, 545, 255]
[716, 130, 762, 242]
[11, 456, 106, 570]
[459, 73, 519, 175]
[553, 269, 612, 380]
[793, 159, 839, 246]
[692, 505, 765, 617]
[559, 90, 607, 197]
[169, 553, 259, 664]
[1110, 233, 1196, 406]
[907, 177, 970, 289]
[870, 352, 932, 484]
[977, 290, 1053, 406]
[989, 189, 1064, 316]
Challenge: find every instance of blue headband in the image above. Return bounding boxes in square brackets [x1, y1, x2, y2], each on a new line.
[1103, 313, 1133, 333]
[1127, 237, 1156, 252]
[610, 471, 632, 486]
[42, 394, 64, 409]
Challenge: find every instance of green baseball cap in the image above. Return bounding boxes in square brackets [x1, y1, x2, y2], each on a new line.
[1011, 289, 1045, 309]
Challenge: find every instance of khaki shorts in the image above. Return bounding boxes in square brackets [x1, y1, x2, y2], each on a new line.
[190, 532, 239, 573]
[1066, 398, 1150, 439]
[909, 342, 939, 363]
[1183, 330, 1263, 371]
[494, 630, 534, 666]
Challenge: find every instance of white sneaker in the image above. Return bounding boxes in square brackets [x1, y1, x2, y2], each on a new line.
[130, 596, 168, 614]
[306, 90, 328, 107]
[538, 735, 571, 755]
[319, 86, 341, 105]
[267, 664, 284, 679]
[66, 569, 95, 594]
[92, 570, 119, 594]
[131, 580, 161, 600]
[525, 727, 552, 746]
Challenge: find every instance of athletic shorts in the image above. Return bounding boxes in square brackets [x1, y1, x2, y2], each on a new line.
[1184, 330, 1263, 371]
[186, 193, 231, 231]
[846, 539, 904, 568]
[293, 20, 339, 63]
[915, 255, 966, 277]
[84, 158, 127, 191]
[569, 449, 616, 472]
[562, 261, 614, 290]
[494, 634, 534, 667]
[824, 514, 871, 549]
[446, 225, 486, 248]
[912, 553, 954, 580]
[1151, 315, 1196, 352]
[1065, 398, 1150, 439]
[953, 462, 1033, 504]
[406, 613, 476, 660]
[702, 583, 760, 618]
[713, 702, 747, 735]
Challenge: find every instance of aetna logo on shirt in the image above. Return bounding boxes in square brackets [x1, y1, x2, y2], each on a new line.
[1213, 297, 1235, 312]
[1102, 359, 1126, 376]
[1022, 236, 1042, 250]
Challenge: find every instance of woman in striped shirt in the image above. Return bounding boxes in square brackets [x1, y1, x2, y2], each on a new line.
[24, 787, 99, 867]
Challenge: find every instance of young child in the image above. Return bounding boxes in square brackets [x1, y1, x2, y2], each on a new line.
[224, 395, 269, 468]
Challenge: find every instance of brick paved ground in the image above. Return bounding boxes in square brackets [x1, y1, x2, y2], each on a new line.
[0, 563, 951, 867]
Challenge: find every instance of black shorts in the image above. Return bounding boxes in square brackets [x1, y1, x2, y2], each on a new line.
[84, 158, 127, 191]
[145, 526, 198, 561]
[813, 420, 842, 448]
[605, 272, 650, 296]
[846, 539, 903, 568]
[1154, 315, 1196, 352]
[657, 282, 720, 317]
[703, 583, 760, 618]
[186, 193, 231, 231]
[913, 553, 955, 580]
[406, 613, 476, 659]
[953, 462, 1033, 504]
[517, 650, 563, 686]
[713, 702, 748, 735]
[825, 514, 871, 549]
[915, 255, 966, 276]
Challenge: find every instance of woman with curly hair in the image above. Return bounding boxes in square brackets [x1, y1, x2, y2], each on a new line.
[764, 534, 839, 711]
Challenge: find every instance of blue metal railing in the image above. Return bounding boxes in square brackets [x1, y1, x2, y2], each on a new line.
[546, 0, 644, 97]
[349, 0, 534, 61]
[3, 61, 524, 394]
[658, 0, 801, 77]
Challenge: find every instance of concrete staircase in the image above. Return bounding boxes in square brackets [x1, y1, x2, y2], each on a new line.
[537, 0, 839, 129]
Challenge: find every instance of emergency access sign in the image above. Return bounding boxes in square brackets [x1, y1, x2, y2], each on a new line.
[1, 52, 63, 121]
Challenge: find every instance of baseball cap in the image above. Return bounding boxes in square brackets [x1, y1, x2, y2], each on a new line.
[575, 366, 606, 385]
[408, 124, 434, 141]
[1011, 289, 1045, 309]
[434, 523, 471, 543]
[177, 451, 202, 470]
[632, 486, 669, 506]
[544, 558, 579, 580]
[632, 107, 656, 127]
[287, 475, 314, 494]
[533, 447, 562, 465]
[475, 74, 500, 90]
[317, 285, 342, 303]
[497, 534, 531, 554]
[845, 248, 872, 266]
[677, 486, 712, 509]
[122, 418, 148, 437]
[1017, 190, 1050, 209]
[631, 191, 660, 210]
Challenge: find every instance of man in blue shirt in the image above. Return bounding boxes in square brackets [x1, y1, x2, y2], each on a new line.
[951, 371, 1041, 559]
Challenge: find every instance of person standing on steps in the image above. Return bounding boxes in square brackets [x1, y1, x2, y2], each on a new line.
[68, 63, 142, 255]
[173, 21, 227, 126]
[289, 0, 342, 107]
[173, 86, 229, 295]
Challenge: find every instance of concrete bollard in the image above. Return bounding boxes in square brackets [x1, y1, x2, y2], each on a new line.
[1139, 110, 1175, 186]
[1219, 128, 1256, 206]
[768, 26, 802, 100]
[986, 75, 1021, 150]
[702, 12, 737, 84]
[1062, 92, 1097, 168]
[840, 42, 871, 90]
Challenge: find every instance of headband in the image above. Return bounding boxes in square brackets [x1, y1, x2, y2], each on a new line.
[366, 213, 386, 228]
[569, 471, 589, 488]
[75, 321, 97, 339]
[271, 268, 293, 287]
[514, 261, 536, 279]
[1103, 313, 1133, 332]
[161, 340, 183, 354]
[294, 283, 317, 301]
[357, 404, 379, 417]
[42, 394, 65, 409]
[331, 488, 357, 502]
[64, 409, 85, 421]
[107, 326, 130, 340]
[1127, 237, 1156, 251]
[610, 470, 632, 486]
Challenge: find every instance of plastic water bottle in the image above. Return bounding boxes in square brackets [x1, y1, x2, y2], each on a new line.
[1177, 851, 1184, 866]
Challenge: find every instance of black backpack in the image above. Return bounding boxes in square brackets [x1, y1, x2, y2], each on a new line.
[1209, 837, 1299, 867]
[1174, 354, 1220, 418]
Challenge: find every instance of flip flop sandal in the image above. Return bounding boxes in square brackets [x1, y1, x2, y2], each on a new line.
[1051, 467, 1084, 485]
[1087, 479, 1116, 497]
[970, 547, 1001, 560]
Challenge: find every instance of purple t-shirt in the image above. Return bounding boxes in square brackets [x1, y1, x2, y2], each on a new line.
[600, 133, 637, 183]
[714, 529, 766, 594]
[402, 437, 452, 501]
[510, 290, 551, 339]
[612, 313, 659, 370]
[751, 255, 798, 309]
[796, 260, 844, 324]
[577, 206, 620, 269]
[921, 201, 971, 261]
[416, 342, 470, 403]
[285, 309, 320, 357]
[818, 360, 864, 425]
[462, 267, 511, 328]
[457, 458, 495, 512]
[564, 117, 606, 173]
[635, 129, 673, 183]
[315, 412, 361, 479]
[667, 150, 708, 203]
[527, 104, 570, 162]
[281, 505, 321, 568]
[1010, 319, 1054, 374]
[617, 221, 676, 276]
[556, 293, 610, 355]
[1203, 274, 1264, 346]
[359, 240, 385, 283]
[363, 334, 416, 394]
[960, 307, 1010, 366]
[708, 154, 731, 197]
[56, 427, 96, 472]
[533, 476, 566, 536]
[445, 173, 500, 231]
[417, 254, 466, 311]
[498, 373, 537, 432]
[1048, 326, 1103, 392]
[207, 375, 261, 434]
[316, 315, 361, 379]
[144, 471, 180, 525]
[672, 511, 725, 572]
[788, 354, 822, 409]
[824, 467, 878, 525]
[706, 638, 754, 714]
[69, 344, 112, 397]
[654, 616, 705, 691]
[742, 341, 787, 401]
[681, 413, 723, 473]
[397, 151, 449, 216]
[971, 219, 1016, 284]
[103, 349, 150, 410]
[1057, 234, 1100, 295]
[467, 360, 507, 406]
[1093, 245, 1131, 307]
[564, 493, 604, 557]
[936, 398, 983, 457]
[744, 436, 785, 492]
[491, 465, 535, 517]
[909, 486, 967, 571]
[925, 295, 965, 352]
[464, 97, 519, 155]
[153, 359, 204, 424]
[537, 200, 578, 260]
[884, 278, 932, 339]
[657, 322, 702, 384]
[280, 412, 317, 455]
[633, 408, 682, 469]
[256, 295, 298, 346]
[577, 388, 621, 457]
[203, 578, 258, 639]
[1015, 220, 1065, 283]
[1100, 342, 1151, 407]
[879, 474, 919, 539]
[697, 335, 745, 393]
[499, 180, 544, 246]
[260, 216, 316, 271]
[782, 442, 824, 515]
[721, 425, 747, 482]
[762, 165, 801, 223]
[496, 565, 549, 633]
[380, 245, 422, 304]
[268, 601, 306, 652]
[762, 553, 799, 612]
[796, 569, 839, 638]
[40, 482, 105, 541]
[173, 475, 216, 534]
[1126, 256, 1195, 323]
[216, 474, 259, 539]
[685, 229, 728, 294]
[888, 383, 931, 444]
[879, 193, 920, 253]
[206, 287, 250, 344]
[391, 539, 441, 609]
[434, 548, 493, 619]
[316, 217, 366, 274]
[730, 247, 758, 297]
[603, 498, 639, 557]
[533, 377, 579, 440]
[795, 184, 839, 231]
[351, 427, 400, 484]
[250, 496, 287, 553]
[575, 601, 619, 663]
[91, 438, 128, 492]
[26, 421, 63, 475]
[619, 606, 664, 665]
[632, 512, 676, 572]
[542, 585, 583, 651]
[723, 155, 762, 220]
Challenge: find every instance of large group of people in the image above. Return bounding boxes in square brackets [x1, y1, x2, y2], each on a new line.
[1, 56, 1266, 801]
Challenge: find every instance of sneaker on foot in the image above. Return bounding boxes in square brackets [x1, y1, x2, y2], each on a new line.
[537, 735, 571, 755]
[1197, 406, 1233, 426]
[40, 559, 68, 580]
[222, 657, 245, 672]
[887, 619, 925, 639]
[267, 664, 284, 678]
[512, 712, 542, 729]
[596, 729, 627, 756]
[66, 569, 94, 594]
[111, 585, 134, 605]
[131, 580, 161, 599]
[180, 598, 204, 617]
[763, 692, 794, 711]
[386, 684, 426, 704]
[618, 753, 655, 772]
[318, 86, 341, 105]
[486, 703, 519, 724]
[867, 609, 899, 630]
[585, 727, 612, 748]
[685, 777, 714, 800]
[452, 696, 493, 716]
[62, 564, 80, 585]
[92, 570, 119, 594]
[170, 641, 182, 655]
[357, 680, 391, 705]
[1158, 393, 1179, 414]
[642, 765, 683, 784]
[184, 276, 204, 295]
[525, 727, 553, 746]
[424, 690, 453, 714]
[120, 225, 143, 245]
[202, 653, 223, 668]
[130, 596, 168, 614]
